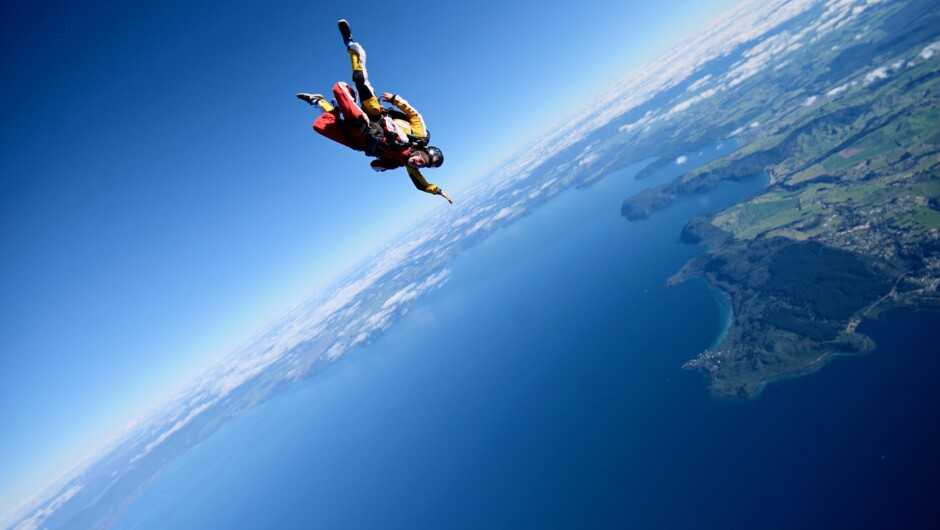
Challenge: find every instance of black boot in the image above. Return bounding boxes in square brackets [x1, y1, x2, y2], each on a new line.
[338, 19, 353, 44]
[296, 93, 324, 106]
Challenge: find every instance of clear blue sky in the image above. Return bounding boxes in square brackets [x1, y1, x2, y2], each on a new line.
[0, 0, 736, 513]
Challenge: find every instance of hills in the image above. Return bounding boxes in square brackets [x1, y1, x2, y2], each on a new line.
[620, 0, 940, 396]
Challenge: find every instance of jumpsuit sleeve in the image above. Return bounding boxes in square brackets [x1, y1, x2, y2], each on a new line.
[389, 95, 427, 138]
[407, 166, 440, 195]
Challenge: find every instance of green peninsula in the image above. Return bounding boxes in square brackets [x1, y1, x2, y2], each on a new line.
[619, 0, 940, 397]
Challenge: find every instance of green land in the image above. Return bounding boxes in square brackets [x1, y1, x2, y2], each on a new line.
[614, 0, 940, 397]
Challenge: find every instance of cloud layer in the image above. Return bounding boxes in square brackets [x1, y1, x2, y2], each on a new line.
[9, 1, 917, 527]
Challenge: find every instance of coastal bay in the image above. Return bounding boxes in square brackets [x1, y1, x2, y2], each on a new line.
[619, 0, 940, 396]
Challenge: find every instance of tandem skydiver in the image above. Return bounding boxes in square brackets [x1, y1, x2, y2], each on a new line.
[297, 19, 452, 204]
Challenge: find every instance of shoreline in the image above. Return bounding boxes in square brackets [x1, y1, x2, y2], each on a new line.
[677, 268, 893, 399]
[706, 285, 734, 351]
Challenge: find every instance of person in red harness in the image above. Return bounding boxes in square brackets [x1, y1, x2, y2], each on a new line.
[297, 19, 452, 204]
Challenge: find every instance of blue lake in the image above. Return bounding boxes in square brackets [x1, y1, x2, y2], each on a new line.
[113, 149, 940, 529]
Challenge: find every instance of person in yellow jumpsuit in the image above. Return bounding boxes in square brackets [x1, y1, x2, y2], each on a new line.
[336, 18, 451, 203]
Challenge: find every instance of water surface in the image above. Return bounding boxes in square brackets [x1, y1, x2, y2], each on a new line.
[114, 150, 940, 529]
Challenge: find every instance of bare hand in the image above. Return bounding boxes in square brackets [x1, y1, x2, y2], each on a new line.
[381, 92, 394, 102]
[439, 189, 454, 204]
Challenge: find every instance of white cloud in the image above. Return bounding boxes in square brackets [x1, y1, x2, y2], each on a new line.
[864, 66, 890, 84]
[826, 83, 851, 96]
[356, 269, 452, 340]
[920, 40, 940, 60]
[365, 307, 395, 332]
[325, 343, 346, 360]
[676, 156, 688, 165]
[382, 283, 419, 309]
[669, 87, 719, 115]
[13, 484, 83, 530]
[804, 95, 818, 106]
[17, 1, 900, 524]
[492, 207, 515, 221]
[467, 218, 490, 235]
[129, 403, 212, 464]
[810, 0, 880, 38]
[97, 224, 454, 476]
[422, 269, 451, 290]
[618, 112, 655, 133]
[351, 332, 369, 347]
[476, 0, 823, 192]
[579, 155, 599, 168]
[725, 30, 794, 87]
[687, 74, 713, 92]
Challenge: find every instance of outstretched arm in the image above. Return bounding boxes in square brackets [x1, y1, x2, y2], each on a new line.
[407, 167, 453, 204]
[382, 92, 427, 138]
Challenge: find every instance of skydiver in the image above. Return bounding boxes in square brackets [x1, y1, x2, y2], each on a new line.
[297, 19, 452, 204]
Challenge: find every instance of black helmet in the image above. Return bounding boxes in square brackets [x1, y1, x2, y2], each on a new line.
[426, 146, 444, 168]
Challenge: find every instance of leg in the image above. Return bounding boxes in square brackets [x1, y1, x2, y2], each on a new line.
[312, 95, 368, 151]
[346, 41, 383, 119]
[332, 81, 368, 123]
[313, 111, 357, 148]
[297, 93, 334, 112]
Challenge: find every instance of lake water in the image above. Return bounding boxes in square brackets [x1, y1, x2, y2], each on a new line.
[112, 149, 940, 529]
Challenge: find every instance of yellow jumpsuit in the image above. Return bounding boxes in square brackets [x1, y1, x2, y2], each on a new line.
[347, 42, 440, 196]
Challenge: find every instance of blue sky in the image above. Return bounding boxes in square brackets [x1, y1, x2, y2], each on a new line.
[0, 0, 737, 514]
